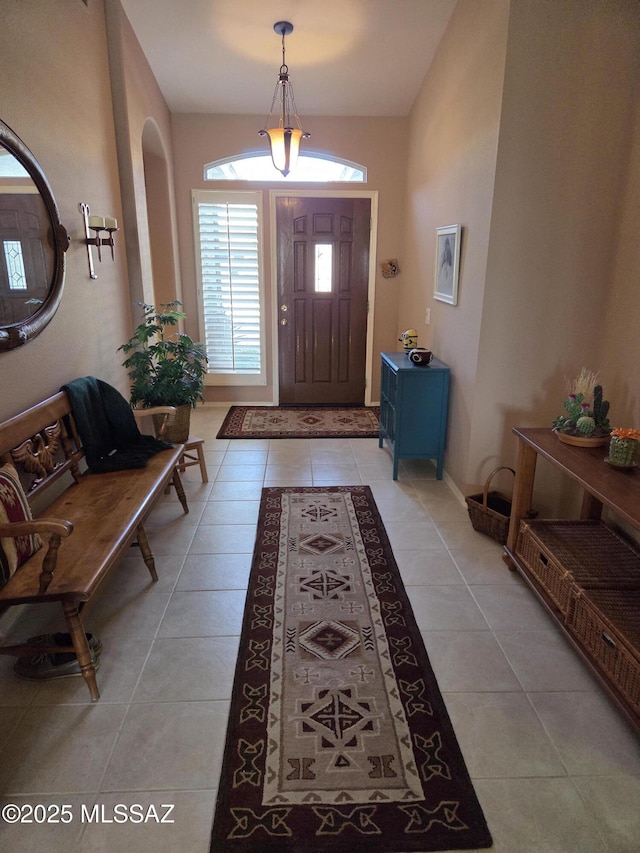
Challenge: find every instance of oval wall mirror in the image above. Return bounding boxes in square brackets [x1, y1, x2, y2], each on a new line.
[0, 118, 69, 352]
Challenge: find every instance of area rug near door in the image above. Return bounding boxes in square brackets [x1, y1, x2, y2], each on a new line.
[210, 486, 492, 853]
[216, 406, 380, 439]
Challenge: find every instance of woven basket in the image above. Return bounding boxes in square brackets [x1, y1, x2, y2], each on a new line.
[465, 466, 536, 545]
[567, 587, 640, 714]
[153, 403, 191, 444]
[516, 520, 640, 616]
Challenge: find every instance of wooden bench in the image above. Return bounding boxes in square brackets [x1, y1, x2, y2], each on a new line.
[0, 390, 188, 701]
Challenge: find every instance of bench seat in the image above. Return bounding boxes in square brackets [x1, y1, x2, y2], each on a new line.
[0, 445, 183, 605]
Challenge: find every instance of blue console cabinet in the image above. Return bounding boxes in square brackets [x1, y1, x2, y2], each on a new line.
[378, 351, 450, 480]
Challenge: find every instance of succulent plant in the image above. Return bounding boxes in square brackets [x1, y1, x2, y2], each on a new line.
[552, 373, 611, 438]
[592, 385, 610, 432]
[576, 415, 596, 436]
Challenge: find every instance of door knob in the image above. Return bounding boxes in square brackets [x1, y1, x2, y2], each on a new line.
[280, 318, 288, 326]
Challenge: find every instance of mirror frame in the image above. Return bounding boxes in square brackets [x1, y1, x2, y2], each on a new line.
[0, 118, 69, 352]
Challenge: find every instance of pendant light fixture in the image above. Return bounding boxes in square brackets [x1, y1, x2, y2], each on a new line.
[259, 21, 310, 177]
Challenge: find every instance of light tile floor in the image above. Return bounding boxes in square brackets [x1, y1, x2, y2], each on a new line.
[0, 406, 639, 852]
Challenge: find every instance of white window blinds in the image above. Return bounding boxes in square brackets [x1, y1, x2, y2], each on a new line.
[193, 191, 264, 384]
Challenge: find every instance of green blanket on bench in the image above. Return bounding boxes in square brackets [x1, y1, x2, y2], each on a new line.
[62, 376, 173, 473]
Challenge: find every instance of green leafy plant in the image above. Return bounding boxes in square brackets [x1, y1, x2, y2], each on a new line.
[552, 369, 611, 437]
[118, 302, 207, 408]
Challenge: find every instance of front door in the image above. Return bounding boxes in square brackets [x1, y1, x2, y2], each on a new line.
[0, 194, 50, 326]
[276, 196, 370, 405]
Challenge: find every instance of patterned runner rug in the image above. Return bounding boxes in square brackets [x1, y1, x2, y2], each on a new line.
[216, 406, 380, 439]
[211, 486, 492, 852]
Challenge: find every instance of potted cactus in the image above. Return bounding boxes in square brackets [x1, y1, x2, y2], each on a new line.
[607, 428, 640, 469]
[552, 369, 611, 447]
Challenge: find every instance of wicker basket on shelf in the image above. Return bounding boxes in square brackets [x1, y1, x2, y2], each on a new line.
[465, 466, 537, 545]
[516, 519, 640, 617]
[567, 587, 640, 714]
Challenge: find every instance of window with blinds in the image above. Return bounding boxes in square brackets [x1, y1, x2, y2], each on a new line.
[192, 190, 265, 385]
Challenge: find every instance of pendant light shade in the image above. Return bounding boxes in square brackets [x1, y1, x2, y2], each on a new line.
[261, 127, 306, 177]
[259, 21, 310, 177]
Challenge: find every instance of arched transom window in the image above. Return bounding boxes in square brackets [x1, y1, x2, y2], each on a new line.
[204, 152, 366, 183]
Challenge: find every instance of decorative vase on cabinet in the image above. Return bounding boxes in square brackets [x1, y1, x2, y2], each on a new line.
[378, 351, 450, 480]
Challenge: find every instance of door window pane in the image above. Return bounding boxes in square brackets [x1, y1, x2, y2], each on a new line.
[314, 244, 332, 293]
[3, 241, 27, 290]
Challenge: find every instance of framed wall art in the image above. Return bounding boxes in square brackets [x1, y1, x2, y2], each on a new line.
[434, 224, 461, 305]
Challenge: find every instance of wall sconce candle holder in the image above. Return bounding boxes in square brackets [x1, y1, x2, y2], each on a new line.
[79, 202, 118, 279]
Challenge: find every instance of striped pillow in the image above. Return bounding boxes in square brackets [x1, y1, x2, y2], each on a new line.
[0, 461, 42, 588]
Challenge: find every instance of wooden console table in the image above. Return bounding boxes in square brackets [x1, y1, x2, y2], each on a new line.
[504, 427, 640, 731]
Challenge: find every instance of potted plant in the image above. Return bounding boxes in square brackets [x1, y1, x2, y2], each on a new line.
[607, 427, 640, 469]
[118, 301, 207, 442]
[552, 368, 611, 447]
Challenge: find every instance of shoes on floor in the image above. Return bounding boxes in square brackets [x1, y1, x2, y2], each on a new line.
[13, 632, 102, 681]
[24, 631, 103, 658]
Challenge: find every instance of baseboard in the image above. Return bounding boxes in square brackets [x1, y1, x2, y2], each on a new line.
[443, 468, 467, 507]
[197, 402, 276, 409]
[198, 402, 381, 409]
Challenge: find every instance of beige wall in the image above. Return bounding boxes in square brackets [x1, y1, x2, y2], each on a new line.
[400, 0, 640, 506]
[170, 114, 408, 403]
[600, 94, 640, 426]
[105, 0, 181, 320]
[399, 0, 510, 489]
[0, 0, 132, 418]
[0, 0, 185, 422]
[472, 0, 640, 509]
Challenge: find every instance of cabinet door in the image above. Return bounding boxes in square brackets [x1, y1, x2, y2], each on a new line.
[396, 372, 446, 454]
[381, 360, 397, 403]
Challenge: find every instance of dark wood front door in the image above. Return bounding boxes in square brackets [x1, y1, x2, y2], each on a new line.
[276, 196, 370, 405]
[0, 194, 51, 326]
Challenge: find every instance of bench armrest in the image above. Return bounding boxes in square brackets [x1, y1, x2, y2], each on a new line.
[132, 406, 177, 440]
[0, 518, 73, 538]
[0, 517, 73, 595]
[132, 406, 177, 419]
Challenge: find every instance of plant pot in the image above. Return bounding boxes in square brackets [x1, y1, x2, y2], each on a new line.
[154, 404, 191, 443]
[553, 430, 609, 448]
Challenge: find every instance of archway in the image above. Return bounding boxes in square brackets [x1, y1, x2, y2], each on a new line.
[141, 120, 180, 307]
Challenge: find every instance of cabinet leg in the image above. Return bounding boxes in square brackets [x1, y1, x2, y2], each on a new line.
[502, 550, 518, 571]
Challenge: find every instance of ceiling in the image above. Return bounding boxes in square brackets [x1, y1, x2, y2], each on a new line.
[118, 0, 456, 117]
